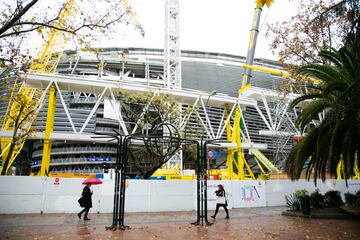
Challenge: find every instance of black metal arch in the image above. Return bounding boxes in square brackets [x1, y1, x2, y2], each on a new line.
[96, 129, 227, 230]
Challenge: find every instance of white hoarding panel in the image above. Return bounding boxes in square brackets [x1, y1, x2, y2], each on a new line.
[149, 180, 193, 212]
[1, 176, 359, 214]
[233, 180, 266, 208]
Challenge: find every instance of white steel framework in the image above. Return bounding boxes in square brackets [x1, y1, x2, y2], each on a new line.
[164, 0, 181, 89]
[22, 73, 258, 141]
[14, 71, 297, 173]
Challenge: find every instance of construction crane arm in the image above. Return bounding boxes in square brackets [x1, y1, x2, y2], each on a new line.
[121, 0, 145, 37]
[255, 0, 274, 8]
[0, 0, 76, 175]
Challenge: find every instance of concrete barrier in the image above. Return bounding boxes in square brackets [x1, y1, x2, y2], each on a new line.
[0, 176, 359, 214]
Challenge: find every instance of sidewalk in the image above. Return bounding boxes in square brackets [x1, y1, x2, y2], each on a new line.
[0, 207, 359, 240]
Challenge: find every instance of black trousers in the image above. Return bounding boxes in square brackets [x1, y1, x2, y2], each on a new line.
[79, 207, 90, 218]
[214, 203, 229, 217]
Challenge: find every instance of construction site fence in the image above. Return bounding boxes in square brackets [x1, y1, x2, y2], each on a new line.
[0, 176, 359, 214]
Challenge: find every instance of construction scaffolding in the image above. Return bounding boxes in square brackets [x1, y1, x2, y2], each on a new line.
[3, 0, 355, 180]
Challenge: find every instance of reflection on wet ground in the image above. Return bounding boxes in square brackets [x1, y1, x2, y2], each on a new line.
[0, 207, 359, 239]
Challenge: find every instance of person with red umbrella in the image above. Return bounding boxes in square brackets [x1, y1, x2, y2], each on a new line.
[77, 178, 102, 220]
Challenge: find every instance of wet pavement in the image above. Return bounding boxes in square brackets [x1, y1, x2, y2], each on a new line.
[0, 207, 359, 240]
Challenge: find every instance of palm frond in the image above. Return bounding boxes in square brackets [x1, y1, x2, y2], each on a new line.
[287, 23, 360, 181]
[297, 65, 345, 85]
[286, 127, 319, 179]
[319, 50, 342, 67]
[289, 93, 323, 109]
[295, 99, 332, 131]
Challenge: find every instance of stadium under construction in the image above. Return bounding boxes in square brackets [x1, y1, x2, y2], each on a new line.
[0, 0, 308, 180]
[0, 48, 301, 179]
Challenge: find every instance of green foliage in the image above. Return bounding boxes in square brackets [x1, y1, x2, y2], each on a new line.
[285, 193, 300, 211]
[356, 191, 360, 209]
[344, 192, 357, 207]
[324, 190, 344, 207]
[310, 189, 325, 208]
[285, 22, 360, 181]
[117, 90, 180, 134]
[345, 191, 360, 209]
[114, 91, 184, 178]
[1, 76, 39, 175]
[182, 144, 198, 162]
[295, 189, 309, 198]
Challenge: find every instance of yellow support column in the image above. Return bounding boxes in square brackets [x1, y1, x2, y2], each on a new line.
[354, 162, 360, 179]
[336, 161, 342, 180]
[225, 104, 235, 179]
[233, 108, 244, 179]
[0, 0, 75, 174]
[38, 84, 56, 176]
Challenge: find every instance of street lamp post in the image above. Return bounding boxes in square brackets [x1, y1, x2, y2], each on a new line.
[204, 90, 217, 176]
[204, 90, 217, 139]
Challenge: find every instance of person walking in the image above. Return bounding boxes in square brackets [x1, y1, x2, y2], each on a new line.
[77, 183, 93, 220]
[211, 184, 229, 219]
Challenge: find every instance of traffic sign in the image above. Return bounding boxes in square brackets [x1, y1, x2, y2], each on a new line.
[54, 177, 60, 185]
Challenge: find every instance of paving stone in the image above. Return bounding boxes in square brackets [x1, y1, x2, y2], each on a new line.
[0, 207, 359, 239]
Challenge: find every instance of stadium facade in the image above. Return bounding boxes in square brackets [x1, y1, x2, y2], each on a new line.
[2, 48, 299, 176]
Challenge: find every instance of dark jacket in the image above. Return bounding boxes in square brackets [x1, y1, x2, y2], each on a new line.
[81, 185, 93, 208]
[215, 188, 225, 197]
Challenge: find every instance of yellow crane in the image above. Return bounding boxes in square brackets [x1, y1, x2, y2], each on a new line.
[0, 0, 76, 175]
[225, 0, 275, 179]
[121, 0, 145, 37]
[1, 0, 144, 176]
[237, 1, 358, 181]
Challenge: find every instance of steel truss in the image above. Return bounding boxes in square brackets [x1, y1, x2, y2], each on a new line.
[0, 71, 300, 176]
[164, 0, 181, 89]
[21, 72, 261, 146]
[244, 87, 300, 169]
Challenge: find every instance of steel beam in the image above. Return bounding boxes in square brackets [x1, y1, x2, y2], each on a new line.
[24, 73, 257, 108]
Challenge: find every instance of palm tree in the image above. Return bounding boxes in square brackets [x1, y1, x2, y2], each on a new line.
[285, 21, 360, 181]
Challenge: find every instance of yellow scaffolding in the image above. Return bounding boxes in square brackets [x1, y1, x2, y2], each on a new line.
[337, 160, 360, 180]
[0, 0, 75, 175]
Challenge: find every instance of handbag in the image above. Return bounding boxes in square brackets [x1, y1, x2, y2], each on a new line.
[78, 197, 85, 207]
[217, 196, 226, 205]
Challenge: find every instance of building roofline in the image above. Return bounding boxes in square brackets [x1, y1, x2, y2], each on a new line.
[64, 47, 281, 68]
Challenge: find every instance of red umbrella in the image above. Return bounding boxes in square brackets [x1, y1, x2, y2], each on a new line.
[82, 178, 102, 185]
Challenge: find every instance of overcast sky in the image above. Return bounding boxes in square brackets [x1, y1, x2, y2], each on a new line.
[102, 0, 300, 61]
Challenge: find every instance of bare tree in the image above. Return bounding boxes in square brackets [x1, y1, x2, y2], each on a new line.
[0, 78, 38, 175]
[0, 0, 129, 66]
[266, 0, 359, 68]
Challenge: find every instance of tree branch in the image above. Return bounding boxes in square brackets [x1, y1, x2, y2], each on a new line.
[17, 108, 36, 127]
[0, 26, 42, 38]
[72, 12, 127, 33]
[1, 8, 127, 39]
[0, 0, 39, 36]
[306, 0, 348, 27]
[278, 32, 310, 64]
